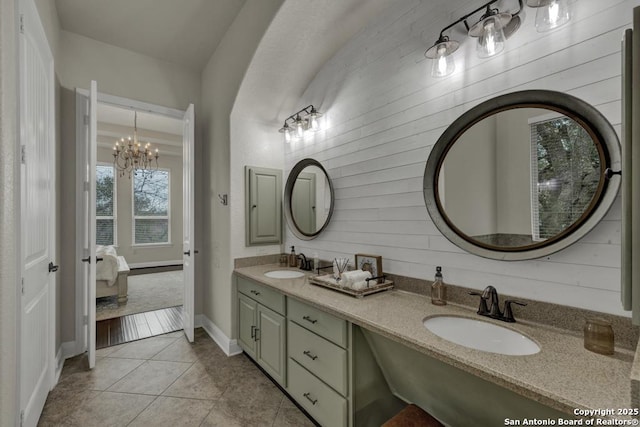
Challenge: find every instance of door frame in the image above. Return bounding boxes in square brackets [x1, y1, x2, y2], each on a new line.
[73, 91, 192, 352]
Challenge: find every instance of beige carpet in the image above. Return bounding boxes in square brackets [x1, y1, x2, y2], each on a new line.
[96, 270, 183, 321]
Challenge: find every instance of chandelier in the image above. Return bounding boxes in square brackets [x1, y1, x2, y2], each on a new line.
[112, 111, 159, 178]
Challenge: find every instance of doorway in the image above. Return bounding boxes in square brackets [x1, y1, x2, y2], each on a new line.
[94, 103, 185, 347]
[75, 89, 195, 362]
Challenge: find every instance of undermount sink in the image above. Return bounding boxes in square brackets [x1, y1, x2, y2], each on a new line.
[423, 315, 540, 356]
[264, 270, 305, 279]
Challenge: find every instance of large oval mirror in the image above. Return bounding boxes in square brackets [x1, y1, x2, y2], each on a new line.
[424, 90, 621, 260]
[284, 158, 335, 240]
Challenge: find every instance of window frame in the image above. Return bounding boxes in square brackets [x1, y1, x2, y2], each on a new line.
[96, 162, 117, 246]
[131, 168, 171, 246]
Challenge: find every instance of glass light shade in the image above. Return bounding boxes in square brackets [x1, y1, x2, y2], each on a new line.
[279, 123, 293, 143]
[432, 44, 455, 77]
[477, 16, 505, 58]
[294, 116, 305, 138]
[308, 111, 322, 131]
[283, 128, 292, 143]
[535, 0, 570, 32]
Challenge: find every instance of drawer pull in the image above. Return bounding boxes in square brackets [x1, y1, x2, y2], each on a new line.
[303, 350, 318, 360]
[254, 328, 260, 341]
[250, 290, 261, 296]
[303, 392, 318, 405]
[302, 315, 317, 324]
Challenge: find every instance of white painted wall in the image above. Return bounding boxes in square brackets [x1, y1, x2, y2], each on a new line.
[496, 108, 536, 235]
[284, 0, 636, 316]
[0, 0, 19, 423]
[443, 115, 497, 236]
[201, 0, 284, 339]
[58, 30, 200, 111]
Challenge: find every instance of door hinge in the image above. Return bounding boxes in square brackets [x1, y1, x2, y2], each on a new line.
[20, 145, 26, 164]
[83, 315, 88, 325]
[83, 114, 89, 126]
[21, 278, 24, 295]
[20, 409, 24, 426]
[19, 15, 24, 34]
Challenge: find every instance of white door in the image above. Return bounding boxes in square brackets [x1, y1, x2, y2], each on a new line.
[19, 0, 56, 424]
[182, 104, 195, 342]
[78, 81, 98, 368]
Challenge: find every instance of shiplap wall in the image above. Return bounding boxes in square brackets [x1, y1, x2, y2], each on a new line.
[284, 0, 639, 316]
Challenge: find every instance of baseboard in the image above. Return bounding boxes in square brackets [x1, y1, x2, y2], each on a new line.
[196, 314, 243, 356]
[128, 260, 183, 269]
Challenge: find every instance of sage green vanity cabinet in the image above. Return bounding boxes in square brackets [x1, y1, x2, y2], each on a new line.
[287, 298, 351, 427]
[245, 166, 282, 246]
[236, 277, 286, 386]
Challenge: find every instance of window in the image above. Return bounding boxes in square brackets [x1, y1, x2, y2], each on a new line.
[133, 169, 170, 245]
[530, 115, 600, 241]
[96, 164, 116, 245]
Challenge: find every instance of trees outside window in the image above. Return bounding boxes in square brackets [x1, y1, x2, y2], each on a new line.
[133, 169, 170, 244]
[530, 117, 600, 240]
[96, 164, 116, 245]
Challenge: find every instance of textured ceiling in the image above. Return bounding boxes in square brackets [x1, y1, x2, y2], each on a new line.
[55, 0, 247, 71]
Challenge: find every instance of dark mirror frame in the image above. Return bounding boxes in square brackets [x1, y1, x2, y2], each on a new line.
[423, 90, 621, 261]
[284, 158, 335, 240]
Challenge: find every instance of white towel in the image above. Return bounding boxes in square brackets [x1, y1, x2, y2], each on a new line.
[96, 245, 119, 286]
[351, 281, 368, 291]
[340, 270, 372, 288]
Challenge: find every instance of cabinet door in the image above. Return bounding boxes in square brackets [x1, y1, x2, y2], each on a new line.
[245, 166, 282, 246]
[238, 293, 257, 359]
[257, 304, 286, 386]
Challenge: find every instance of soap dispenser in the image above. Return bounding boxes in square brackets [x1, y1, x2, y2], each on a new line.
[431, 266, 446, 306]
[288, 246, 297, 267]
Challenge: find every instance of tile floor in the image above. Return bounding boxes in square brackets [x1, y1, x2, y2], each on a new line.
[38, 328, 315, 427]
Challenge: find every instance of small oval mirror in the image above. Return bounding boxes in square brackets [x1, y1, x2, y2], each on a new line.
[284, 159, 334, 240]
[424, 90, 621, 260]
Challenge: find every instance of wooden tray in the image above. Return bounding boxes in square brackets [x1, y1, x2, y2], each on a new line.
[308, 274, 394, 298]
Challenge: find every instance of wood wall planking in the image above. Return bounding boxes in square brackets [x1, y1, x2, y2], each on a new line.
[285, 0, 640, 315]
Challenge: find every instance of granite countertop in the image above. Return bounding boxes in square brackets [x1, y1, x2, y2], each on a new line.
[235, 264, 637, 417]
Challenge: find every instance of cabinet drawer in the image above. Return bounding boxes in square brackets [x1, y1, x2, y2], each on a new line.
[288, 358, 347, 427]
[237, 275, 285, 315]
[288, 321, 347, 395]
[288, 298, 347, 347]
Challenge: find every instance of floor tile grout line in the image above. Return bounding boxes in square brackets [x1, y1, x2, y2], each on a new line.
[125, 393, 160, 426]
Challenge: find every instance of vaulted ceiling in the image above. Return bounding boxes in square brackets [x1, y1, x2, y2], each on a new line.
[55, 0, 247, 72]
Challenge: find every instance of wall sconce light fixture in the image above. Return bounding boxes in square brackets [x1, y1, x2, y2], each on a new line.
[425, 0, 571, 77]
[278, 105, 322, 143]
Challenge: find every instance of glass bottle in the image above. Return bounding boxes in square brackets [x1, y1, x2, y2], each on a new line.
[431, 266, 446, 306]
[584, 317, 614, 355]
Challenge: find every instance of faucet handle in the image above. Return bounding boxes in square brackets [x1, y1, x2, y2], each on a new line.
[503, 300, 527, 323]
[469, 291, 490, 315]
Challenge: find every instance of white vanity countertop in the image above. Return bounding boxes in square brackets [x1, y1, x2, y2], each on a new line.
[234, 264, 636, 417]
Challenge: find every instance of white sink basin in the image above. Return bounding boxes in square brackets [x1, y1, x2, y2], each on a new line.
[423, 315, 540, 356]
[264, 270, 305, 279]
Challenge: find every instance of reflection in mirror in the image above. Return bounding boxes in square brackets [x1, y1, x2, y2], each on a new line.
[424, 90, 621, 261]
[285, 159, 335, 240]
[291, 166, 331, 235]
[439, 108, 601, 249]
